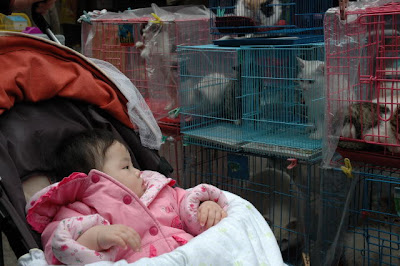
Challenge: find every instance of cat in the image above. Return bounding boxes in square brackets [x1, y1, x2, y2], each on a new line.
[342, 226, 400, 266]
[243, 167, 303, 255]
[340, 83, 400, 153]
[296, 57, 326, 140]
[234, 0, 283, 27]
[187, 67, 242, 125]
[135, 20, 178, 111]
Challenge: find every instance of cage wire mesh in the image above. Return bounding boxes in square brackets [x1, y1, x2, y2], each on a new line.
[241, 43, 325, 160]
[179, 43, 325, 160]
[179, 44, 244, 152]
[209, 0, 334, 38]
[314, 161, 400, 266]
[182, 144, 321, 265]
[81, 6, 211, 122]
[158, 125, 185, 185]
[323, 1, 400, 168]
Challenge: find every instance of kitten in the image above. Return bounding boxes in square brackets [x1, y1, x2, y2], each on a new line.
[235, 0, 282, 27]
[243, 167, 303, 255]
[341, 85, 400, 153]
[296, 57, 326, 139]
[190, 67, 242, 125]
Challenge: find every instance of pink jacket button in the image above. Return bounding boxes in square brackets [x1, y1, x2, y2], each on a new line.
[123, 195, 132, 205]
[149, 226, 158, 236]
[91, 174, 100, 183]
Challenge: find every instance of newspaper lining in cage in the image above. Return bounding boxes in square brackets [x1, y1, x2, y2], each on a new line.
[323, 0, 400, 167]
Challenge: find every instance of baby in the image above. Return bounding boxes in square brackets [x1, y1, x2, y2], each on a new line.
[26, 129, 228, 265]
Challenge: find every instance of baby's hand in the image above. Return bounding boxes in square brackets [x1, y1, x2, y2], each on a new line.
[97, 224, 141, 251]
[78, 224, 141, 252]
[197, 201, 227, 229]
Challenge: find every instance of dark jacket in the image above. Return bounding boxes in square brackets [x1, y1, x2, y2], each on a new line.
[0, 0, 13, 14]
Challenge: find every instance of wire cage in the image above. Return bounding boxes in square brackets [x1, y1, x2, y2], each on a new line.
[179, 43, 325, 160]
[182, 144, 321, 265]
[158, 124, 185, 185]
[316, 161, 400, 266]
[178, 44, 244, 152]
[209, 0, 334, 39]
[81, 7, 211, 122]
[241, 43, 325, 160]
[324, 1, 400, 166]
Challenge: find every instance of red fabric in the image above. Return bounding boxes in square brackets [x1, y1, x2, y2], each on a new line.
[0, 34, 133, 129]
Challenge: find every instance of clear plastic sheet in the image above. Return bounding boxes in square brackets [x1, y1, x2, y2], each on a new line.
[81, 4, 212, 120]
[90, 58, 162, 150]
[322, 0, 399, 168]
[318, 2, 400, 265]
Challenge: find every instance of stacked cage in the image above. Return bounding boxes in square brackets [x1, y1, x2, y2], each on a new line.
[179, 43, 325, 160]
[179, 44, 244, 151]
[317, 2, 400, 266]
[241, 44, 325, 160]
[209, 0, 333, 42]
[316, 161, 400, 266]
[324, 1, 400, 166]
[182, 145, 320, 265]
[81, 7, 211, 123]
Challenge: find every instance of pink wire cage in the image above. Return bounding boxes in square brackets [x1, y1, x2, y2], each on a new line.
[81, 6, 212, 126]
[324, 1, 400, 166]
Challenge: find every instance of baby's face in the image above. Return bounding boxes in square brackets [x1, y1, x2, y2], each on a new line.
[101, 141, 146, 198]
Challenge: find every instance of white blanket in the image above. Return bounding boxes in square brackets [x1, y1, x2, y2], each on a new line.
[18, 191, 285, 266]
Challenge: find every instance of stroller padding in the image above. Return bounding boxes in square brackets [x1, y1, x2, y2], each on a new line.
[0, 98, 167, 258]
[0, 32, 132, 130]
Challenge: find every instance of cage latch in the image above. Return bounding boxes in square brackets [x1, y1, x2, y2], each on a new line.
[341, 158, 353, 178]
[339, 0, 349, 21]
[287, 158, 297, 170]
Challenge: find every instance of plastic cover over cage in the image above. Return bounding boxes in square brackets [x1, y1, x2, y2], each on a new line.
[81, 4, 212, 122]
[323, 0, 400, 167]
[209, 0, 334, 38]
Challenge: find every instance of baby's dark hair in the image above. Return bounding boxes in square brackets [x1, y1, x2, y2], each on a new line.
[54, 129, 117, 179]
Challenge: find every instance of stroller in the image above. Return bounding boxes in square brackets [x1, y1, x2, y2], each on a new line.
[0, 32, 285, 265]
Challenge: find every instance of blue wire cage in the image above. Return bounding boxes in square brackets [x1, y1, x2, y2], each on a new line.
[319, 161, 400, 265]
[178, 44, 245, 152]
[241, 43, 325, 160]
[182, 144, 321, 265]
[209, 0, 334, 38]
[178, 43, 325, 160]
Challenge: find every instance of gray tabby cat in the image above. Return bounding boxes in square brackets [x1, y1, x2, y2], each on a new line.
[296, 57, 326, 139]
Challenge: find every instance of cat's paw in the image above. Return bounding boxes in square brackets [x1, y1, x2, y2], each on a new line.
[341, 124, 356, 138]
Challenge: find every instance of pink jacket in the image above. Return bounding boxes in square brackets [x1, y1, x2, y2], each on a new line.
[26, 170, 228, 265]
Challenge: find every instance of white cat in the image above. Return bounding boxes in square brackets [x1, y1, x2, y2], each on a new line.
[235, 0, 282, 27]
[296, 57, 326, 140]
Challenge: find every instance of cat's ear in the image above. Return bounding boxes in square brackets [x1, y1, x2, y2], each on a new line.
[296, 57, 305, 68]
[317, 63, 325, 74]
